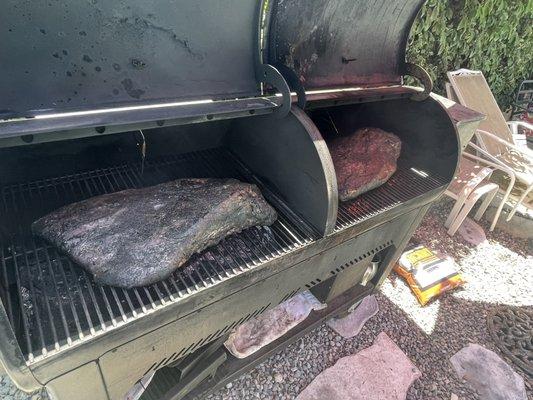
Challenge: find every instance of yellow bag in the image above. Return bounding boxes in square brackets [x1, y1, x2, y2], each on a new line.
[394, 245, 465, 306]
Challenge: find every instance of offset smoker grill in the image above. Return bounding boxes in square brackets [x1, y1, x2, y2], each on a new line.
[0, 0, 483, 399]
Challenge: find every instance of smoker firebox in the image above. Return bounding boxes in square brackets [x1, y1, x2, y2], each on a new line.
[0, 0, 481, 399]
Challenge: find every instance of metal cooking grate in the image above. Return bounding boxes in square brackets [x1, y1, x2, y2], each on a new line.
[335, 166, 447, 231]
[0, 148, 314, 362]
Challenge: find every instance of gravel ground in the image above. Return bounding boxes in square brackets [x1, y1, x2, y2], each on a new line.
[1, 199, 531, 399]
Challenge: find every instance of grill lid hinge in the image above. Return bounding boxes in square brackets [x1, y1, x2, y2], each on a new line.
[273, 63, 307, 109]
[256, 64, 292, 118]
[254, 0, 294, 118]
[403, 63, 433, 101]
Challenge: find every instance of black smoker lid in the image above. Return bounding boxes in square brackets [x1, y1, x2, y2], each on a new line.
[267, 0, 425, 90]
[0, 0, 262, 121]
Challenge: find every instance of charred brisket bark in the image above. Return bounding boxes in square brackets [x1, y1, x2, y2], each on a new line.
[330, 127, 402, 201]
[32, 178, 277, 288]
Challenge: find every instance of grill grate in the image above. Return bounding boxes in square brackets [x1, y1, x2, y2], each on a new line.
[0, 148, 446, 363]
[0, 148, 313, 362]
[335, 166, 446, 231]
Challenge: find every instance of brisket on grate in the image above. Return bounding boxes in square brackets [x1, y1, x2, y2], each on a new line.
[32, 178, 277, 288]
[330, 127, 401, 202]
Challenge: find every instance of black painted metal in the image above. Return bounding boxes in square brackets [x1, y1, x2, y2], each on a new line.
[0, 97, 280, 141]
[0, 1, 463, 397]
[227, 107, 338, 236]
[309, 97, 459, 182]
[267, 0, 425, 90]
[0, 0, 263, 119]
[404, 63, 433, 101]
[0, 146, 447, 364]
[487, 306, 533, 377]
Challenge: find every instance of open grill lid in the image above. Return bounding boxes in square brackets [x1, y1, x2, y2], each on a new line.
[267, 0, 425, 91]
[0, 0, 266, 122]
[0, 0, 427, 139]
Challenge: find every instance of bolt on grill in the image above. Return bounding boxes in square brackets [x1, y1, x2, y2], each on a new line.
[0, 148, 314, 363]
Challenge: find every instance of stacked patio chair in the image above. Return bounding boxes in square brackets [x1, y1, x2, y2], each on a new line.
[447, 69, 533, 231]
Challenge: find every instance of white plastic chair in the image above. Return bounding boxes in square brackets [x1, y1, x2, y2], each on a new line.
[444, 157, 499, 236]
[447, 70, 533, 229]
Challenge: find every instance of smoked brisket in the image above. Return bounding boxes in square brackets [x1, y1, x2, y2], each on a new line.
[32, 178, 278, 288]
[330, 127, 402, 201]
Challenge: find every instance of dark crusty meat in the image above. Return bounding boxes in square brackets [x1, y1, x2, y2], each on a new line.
[32, 178, 277, 288]
[330, 127, 401, 201]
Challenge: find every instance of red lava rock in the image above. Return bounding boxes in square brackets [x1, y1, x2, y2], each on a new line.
[296, 332, 421, 400]
[330, 127, 402, 202]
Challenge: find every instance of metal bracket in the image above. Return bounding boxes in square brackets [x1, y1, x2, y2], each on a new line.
[256, 64, 292, 118]
[254, 0, 292, 118]
[274, 63, 307, 109]
[404, 63, 433, 101]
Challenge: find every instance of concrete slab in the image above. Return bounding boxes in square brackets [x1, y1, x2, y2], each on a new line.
[296, 332, 421, 400]
[484, 201, 533, 239]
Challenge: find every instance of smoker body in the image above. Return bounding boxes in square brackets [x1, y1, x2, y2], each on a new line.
[0, 1, 482, 399]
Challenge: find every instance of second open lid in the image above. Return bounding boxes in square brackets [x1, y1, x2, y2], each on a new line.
[267, 0, 425, 90]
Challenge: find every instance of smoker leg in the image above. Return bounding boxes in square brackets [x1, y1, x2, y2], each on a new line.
[160, 349, 227, 400]
[45, 362, 109, 400]
[169, 335, 228, 379]
[140, 337, 229, 400]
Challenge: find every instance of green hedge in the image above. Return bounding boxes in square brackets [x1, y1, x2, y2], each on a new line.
[407, 0, 533, 109]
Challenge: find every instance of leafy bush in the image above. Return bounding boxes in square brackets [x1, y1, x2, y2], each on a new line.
[407, 0, 533, 109]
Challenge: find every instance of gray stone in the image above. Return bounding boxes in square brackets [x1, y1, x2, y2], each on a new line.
[225, 291, 324, 359]
[296, 332, 421, 400]
[0, 374, 49, 400]
[450, 343, 527, 400]
[484, 201, 533, 239]
[327, 295, 379, 338]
